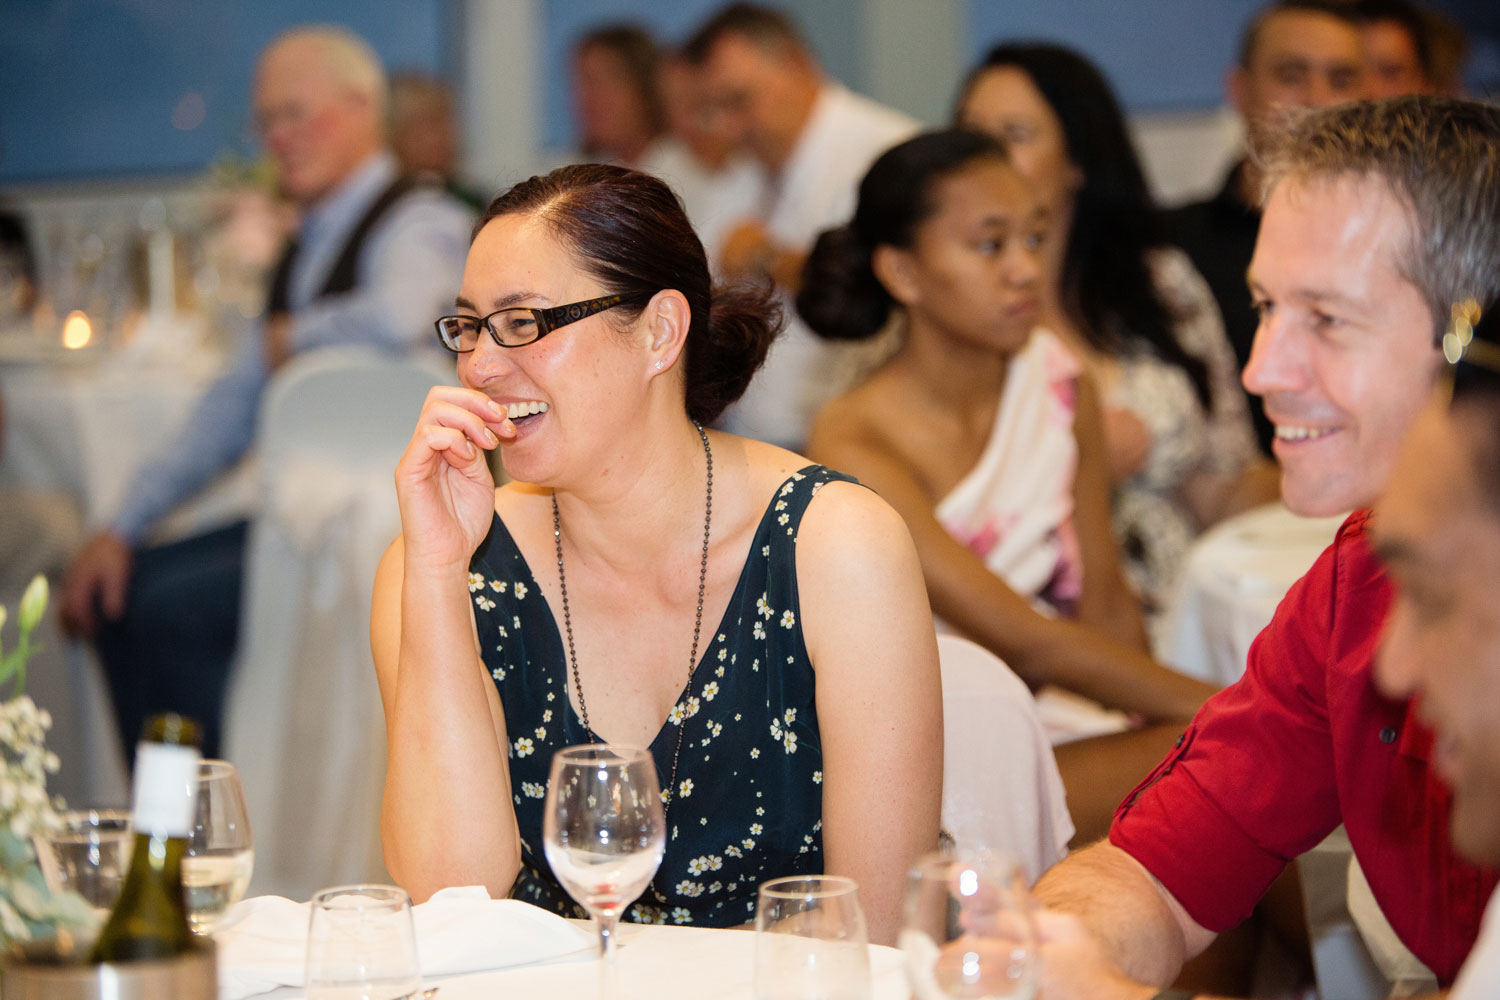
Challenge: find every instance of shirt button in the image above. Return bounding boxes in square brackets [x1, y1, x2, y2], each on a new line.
[1379, 726, 1398, 745]
[1174, 733, 1185, 748]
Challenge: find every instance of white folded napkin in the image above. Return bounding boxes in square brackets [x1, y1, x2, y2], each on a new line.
[216, 886, 596, 1000]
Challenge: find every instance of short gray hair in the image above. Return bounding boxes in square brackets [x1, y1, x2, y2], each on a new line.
[266, 25, 387, 117]
[1257, 96, 1500, 338]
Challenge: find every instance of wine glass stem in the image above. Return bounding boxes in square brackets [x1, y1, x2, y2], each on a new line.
[596, 910, 619, 1000]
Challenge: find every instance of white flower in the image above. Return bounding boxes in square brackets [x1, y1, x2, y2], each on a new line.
[756, 806, 765, 815]
[688, 856, 708, 875]
[780, 609, 795, 629]
[769, 720, 782, 740]
[522, 782, 545, 799]
[812, 771, 823, 784]
[675, 880, 705, 898]
[534, 726, 547, 740]
[742, 837, 755, 850]
[783, 731, 798, 754]
[475, 595, 495, 611]
[490, 580, 505, 592]
[761, 545, 770, 557]
[668, 703, 687, 725]
[750, 823, 763, 835]
[678, 778, 694, 798]
[725, 845, 743, 858]
[467, 572, 484, 592]
[542, 709, 553, 723]
[672, 907, 693, 923]
[685, 697, 701, 718]
[513, 582, 528, 599]
[750, 747, 760, 759]
[491, 667, 506, 681]
[717, 648, 727, 662]
[777, 512, 790, 526]
[707, 854, 723, 871]
[757, 595, 773, 619]
[775, 499, 787, 511]
[514, 737, 534, 757]
[784, 708, 797, 724]
[752, 620, 766, 641]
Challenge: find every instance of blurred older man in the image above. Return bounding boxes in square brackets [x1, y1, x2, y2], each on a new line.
[1355, 0, 1439, 98]
[1168, 0, 1365, 454]
[683, 3, 916, 449]
[61, 26, 473, 758]
[1032, 96, 1500, 998]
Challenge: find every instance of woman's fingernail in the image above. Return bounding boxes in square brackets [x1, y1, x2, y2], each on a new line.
[487, 400, 505, 417]
[485, 428, 499, 445]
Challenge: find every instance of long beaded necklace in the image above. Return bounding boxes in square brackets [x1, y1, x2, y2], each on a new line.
[551, 421, 712, 821]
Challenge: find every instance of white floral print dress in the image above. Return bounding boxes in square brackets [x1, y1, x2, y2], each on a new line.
[467, 465, 854, 926]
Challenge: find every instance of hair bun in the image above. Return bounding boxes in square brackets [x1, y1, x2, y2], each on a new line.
[796, 225, 892, 342]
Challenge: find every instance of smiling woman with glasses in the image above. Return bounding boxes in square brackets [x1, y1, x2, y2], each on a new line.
[370, 163, 943, 944]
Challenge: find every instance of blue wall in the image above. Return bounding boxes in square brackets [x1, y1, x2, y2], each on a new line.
[0, 0, 448, 184]
[965, 1, 1262, 112]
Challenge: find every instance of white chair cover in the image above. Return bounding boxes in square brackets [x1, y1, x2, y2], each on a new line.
[936, 634, 1073, 884]
[224, 347, 452, 900]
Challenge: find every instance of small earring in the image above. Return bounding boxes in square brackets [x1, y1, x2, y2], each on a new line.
[654, 360, 665, 370]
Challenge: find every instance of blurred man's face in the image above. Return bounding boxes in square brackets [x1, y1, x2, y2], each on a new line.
[1231, 10, 1365, 143]
[1241, 173, 1441, 516]
[254, 40, 379, 205]
[391, 90, 457, 177]
[1363, 18, 1433, 99]
[1374, 394, 1500, 866]
[572, 44, 655, 161]
[697, 33, 819, 171]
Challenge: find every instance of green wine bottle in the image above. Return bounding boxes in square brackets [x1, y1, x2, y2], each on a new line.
[89, 713, 203, 962]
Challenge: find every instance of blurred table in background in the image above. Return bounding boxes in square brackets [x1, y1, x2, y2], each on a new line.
[1160, 501, 1347, 685]
[0, 317, 257, 810]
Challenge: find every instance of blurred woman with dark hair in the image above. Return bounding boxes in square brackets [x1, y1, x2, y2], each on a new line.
[800, 130, 1216, 842]
[372, 164, 941, 942]
[956, 43, 1276, 634]
[572, 24, 666, 166]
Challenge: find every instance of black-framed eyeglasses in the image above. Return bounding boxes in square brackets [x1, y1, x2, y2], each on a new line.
[434, 294, 636, 353]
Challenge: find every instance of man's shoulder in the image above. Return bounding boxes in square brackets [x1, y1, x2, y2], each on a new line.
[818, 83, 919, 149]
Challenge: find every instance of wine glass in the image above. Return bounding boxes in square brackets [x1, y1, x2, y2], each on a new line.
[305, 884, 421, 1000]
[543, 745, 666, 999]
[35, 809, 133, 923]
[754, 874, 871, 1000]
[899, 851, 1038, 1000]
[183, 759, 254, 934]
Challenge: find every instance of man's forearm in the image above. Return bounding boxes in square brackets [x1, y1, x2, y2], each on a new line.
[1035, 841, 1201, 986]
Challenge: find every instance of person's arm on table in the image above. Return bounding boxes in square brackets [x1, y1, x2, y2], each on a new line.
[288, 195, 472, 356]
[807, 418, 1213, 723]
[372, 385, 517, 901]
[1034, 840, 1215, 987]
[795, 481, 943, 946]
[60, 343, 269, 635]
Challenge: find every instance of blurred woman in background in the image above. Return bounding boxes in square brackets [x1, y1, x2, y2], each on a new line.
[956, 43, 1277, 637]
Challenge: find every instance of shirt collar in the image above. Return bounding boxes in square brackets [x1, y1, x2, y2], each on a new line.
[298, 151, 398, 238]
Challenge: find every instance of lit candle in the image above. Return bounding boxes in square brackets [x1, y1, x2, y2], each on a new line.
[61, 310, 92, 350]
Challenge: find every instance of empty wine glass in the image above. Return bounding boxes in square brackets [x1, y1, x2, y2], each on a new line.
[754, 874, 871, 1000]
[900, 852, 1037, 1000]
[543, 745, 666, 999]
[305, 884, 421, 1000]
[183, 759, 254, 934]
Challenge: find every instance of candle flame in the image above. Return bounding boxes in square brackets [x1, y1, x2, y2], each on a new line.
[61, 310, 93, 350]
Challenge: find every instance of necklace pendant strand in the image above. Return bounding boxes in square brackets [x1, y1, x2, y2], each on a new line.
[551, 421, 713, 830]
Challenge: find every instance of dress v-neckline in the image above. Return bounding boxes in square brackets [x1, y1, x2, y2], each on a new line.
[486, 465, 821, 751]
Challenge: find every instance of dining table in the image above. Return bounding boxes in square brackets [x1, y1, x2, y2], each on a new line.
[0, 316, 256, 810]
[244, 920, 907, 1000]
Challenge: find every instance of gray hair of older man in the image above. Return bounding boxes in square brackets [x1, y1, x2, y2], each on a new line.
[1255, 96, 1500, 341]
[263, 24, 388, 121]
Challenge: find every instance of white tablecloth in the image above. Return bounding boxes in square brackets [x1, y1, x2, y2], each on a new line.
[0, 327, 255, 810]
[1160, 502, 1346, 685]
[254, 922, 906, 1000]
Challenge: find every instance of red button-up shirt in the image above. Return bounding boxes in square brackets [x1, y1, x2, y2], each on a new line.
[1111, 511, 1497, 986]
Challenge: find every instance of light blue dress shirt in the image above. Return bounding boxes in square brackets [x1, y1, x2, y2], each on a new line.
[111, 152, 473, 544]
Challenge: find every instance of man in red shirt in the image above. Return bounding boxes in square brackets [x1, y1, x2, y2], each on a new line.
[1033, 95, 1500, 998]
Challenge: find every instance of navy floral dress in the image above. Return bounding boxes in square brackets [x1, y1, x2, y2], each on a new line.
[467, 465, 856, 926]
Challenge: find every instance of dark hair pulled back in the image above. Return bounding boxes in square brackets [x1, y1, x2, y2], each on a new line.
[797, 129, 1008, 342]
[479, 163, 781, 425]
[955, 42, 1212, 409]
